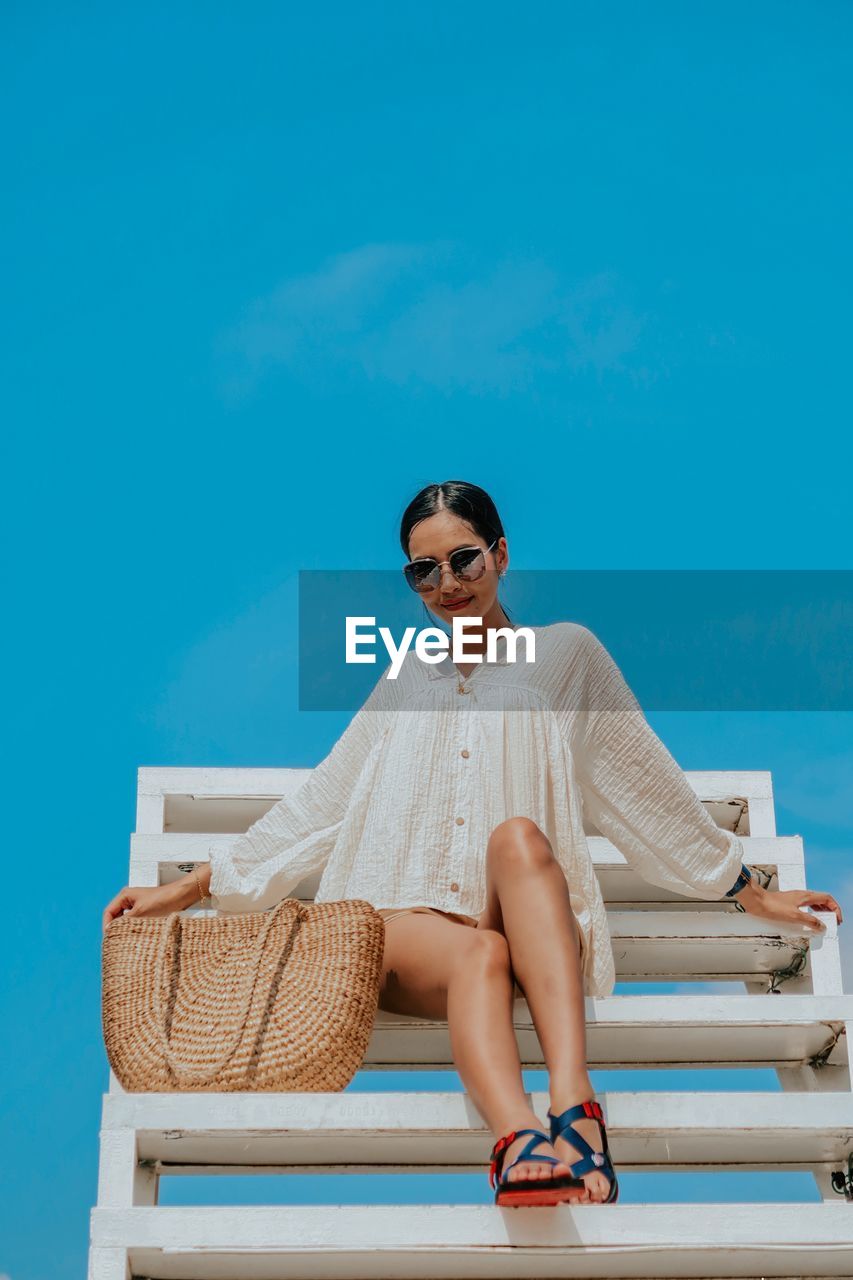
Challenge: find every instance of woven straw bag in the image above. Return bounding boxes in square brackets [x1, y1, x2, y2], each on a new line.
[102, 897, 385, 1092]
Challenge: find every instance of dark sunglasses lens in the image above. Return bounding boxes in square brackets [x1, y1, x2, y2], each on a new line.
[452, 547, 486, 580]
[404, 561, 438, 592]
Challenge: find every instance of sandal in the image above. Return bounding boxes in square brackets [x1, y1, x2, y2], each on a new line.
[488, 1126, 593, 1207]
[546, 1098, 619, 1204]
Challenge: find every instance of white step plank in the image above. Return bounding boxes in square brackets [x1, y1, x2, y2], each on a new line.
[136, 764, 771, 808]
[100, 1090, 853, 1173]
[363, 994, 852, 1071]
[105, 995, 850, 1101]
[605, 909, 833, 986]
[134, 766, 774, 837]
[130, 832, 803, 897]
[89, 1203, 853, 1279]
[125, 834, 835, 992]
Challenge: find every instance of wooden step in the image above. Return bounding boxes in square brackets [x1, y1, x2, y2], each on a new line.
[601, 909, 835, 987]
[98, 1089, 853, 1176]
[131, 832, 802, 894]
[88, 1202, 853, 1279]
[135, 766, 775, 840]
[362, 994, 852, 1071]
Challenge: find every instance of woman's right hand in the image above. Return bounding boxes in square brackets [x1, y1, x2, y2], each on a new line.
[102, 880, 196, 935]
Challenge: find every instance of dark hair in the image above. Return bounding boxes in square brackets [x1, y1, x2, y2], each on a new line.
[399, 479, 514, 624]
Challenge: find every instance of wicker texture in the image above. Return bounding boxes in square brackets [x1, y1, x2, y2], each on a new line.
[102, 897, 385, 1092]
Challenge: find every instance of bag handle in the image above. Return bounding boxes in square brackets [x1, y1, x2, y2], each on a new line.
[151, 898, 302, 1086]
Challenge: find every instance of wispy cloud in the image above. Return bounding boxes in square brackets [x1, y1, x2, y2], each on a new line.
[218, 241, 657, 398]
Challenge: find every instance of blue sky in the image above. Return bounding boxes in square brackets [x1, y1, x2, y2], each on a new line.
[3, 3, 852, 1276]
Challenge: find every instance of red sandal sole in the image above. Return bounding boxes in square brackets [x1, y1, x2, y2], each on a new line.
[495, 1178, 620, 1207]
[495, 1181, 592, 1207]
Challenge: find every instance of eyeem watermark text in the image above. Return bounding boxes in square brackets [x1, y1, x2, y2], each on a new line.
[345, 617, 537, 680]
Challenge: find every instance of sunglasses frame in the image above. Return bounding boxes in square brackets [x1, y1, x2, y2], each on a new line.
[403, 538, 499, 595]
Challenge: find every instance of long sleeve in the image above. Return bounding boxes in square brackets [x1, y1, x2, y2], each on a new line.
[207, 667, 393, 913]
[560, 624, 745, 900]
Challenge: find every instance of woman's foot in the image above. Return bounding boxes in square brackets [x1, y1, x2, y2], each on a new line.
[548, 1090, 612, 1202]
[497, 1125, 575, 1188]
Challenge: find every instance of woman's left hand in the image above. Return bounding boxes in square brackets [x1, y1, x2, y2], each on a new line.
[736, 881, 843, 935]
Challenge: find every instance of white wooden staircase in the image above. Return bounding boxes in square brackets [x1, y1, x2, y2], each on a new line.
[89, 767, 853, 1278]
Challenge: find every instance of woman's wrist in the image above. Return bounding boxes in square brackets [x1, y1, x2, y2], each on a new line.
[174, 864, 212, 910]
[732, 877, 765, 906]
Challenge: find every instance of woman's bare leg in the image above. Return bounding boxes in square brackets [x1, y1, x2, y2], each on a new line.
[476, 817, 610, 1201]
[379, 912, 574, 1186]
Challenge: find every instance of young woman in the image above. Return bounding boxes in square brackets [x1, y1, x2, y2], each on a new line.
[103, 479, 842, 1209]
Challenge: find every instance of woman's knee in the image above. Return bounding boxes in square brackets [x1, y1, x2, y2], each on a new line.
[453, 926, 513, 980]
[486, 816, 555, 873]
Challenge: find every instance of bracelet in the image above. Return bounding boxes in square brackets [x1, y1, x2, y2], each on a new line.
[724, 863, 753, 898]
[193, 865, 209, 907]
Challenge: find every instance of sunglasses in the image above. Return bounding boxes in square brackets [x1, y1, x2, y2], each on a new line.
[403, 538, 499, 595]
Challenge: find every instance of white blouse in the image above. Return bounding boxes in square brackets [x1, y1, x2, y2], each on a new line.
[206, 621, 745, 998]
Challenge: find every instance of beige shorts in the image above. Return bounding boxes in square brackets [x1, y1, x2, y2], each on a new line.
[378, 905, 530, 996]
[377, 903, 586, 996]
[378, 905, 480, 928]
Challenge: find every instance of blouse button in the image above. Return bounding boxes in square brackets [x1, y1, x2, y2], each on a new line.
[455, 816, 465, 825]
[460, 749, 470, 758]
[450, 882, 460, 892]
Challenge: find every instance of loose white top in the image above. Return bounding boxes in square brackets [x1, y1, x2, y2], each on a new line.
[206, 622, 744, 997]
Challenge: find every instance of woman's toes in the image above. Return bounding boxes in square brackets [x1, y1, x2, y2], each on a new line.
[502, 1133, 572, 1183]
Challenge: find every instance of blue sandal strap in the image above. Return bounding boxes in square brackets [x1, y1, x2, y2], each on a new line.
[562, 1150, 611, 1179]
[490, 1126, 563, 1190]
[547, 1101, 614, 1179]
[548, 1099, 605, 1129]
[506, 1128, 561, 1174]
[550, 1121, 597, 1164]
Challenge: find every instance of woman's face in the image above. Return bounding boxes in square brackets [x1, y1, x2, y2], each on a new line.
[406, 511, 508, 626]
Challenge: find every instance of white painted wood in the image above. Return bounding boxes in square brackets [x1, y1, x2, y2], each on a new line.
[603, 907, 830, 988]
[107, 1068, 126, 1096]
[135, 766, 312, 836]
[591, 834, 803, 901]
[744, 793, 776, 837]
[99, 1089, 853, 1172]
[126, 851, 824, 990]
[131, 831, 804, 895]
[135, 765, 774, 834]
[134, 790, 166, 838]
[86, 1247, 129, 1280]
[806, 920, 845, 996]
[90, 762, 853, 1279]
[96, 1128, 157, 1207]
[104, 992, 852, 1093]
[362, 994, 852, 1071]
[776, 1063, 850, 1093]
[136, 764, 773, 799]
[103, 995, 850, 1083]
[774, 853, 808, 893]
[89, 1204, 853, 1278]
